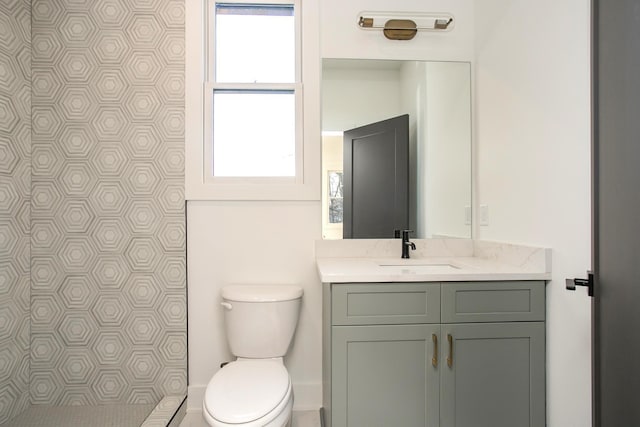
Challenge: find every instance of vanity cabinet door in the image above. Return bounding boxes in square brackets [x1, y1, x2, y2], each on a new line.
[332, 324, 440, 427]
[440, 322, 546, 427]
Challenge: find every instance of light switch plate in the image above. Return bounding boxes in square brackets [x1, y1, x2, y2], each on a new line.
[479, 204, 489, 226]
[464, 206, 472, 225]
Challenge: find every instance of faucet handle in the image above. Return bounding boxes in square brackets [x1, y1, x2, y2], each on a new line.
[401, 229, 414, 239]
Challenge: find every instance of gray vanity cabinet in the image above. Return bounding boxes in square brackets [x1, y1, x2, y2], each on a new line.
[439, 281, 546, 427]
[323, 281, 546, 427]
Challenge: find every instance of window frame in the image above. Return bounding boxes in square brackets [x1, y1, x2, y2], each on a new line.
[185, 0, 320, 200]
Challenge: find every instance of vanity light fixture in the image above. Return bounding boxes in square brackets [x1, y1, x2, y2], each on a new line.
[357, 12, 454, 40]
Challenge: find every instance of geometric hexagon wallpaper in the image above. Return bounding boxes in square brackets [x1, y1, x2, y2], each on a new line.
[30, 0, 186, 407]
[0, 0, 31, 423]
[2, 0, 186, 421]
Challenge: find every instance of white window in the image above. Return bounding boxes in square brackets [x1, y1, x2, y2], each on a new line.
[186, 0, 320, 200]
[212, 90, 296, 177]
[207, 2, 300, 179]
[214, 3, 295, 84]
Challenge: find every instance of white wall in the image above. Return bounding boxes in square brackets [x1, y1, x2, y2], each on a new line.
[474, 1, 592, 426]
[401, 61, 473, 239]
[399, 61, 424, 235]
[424, 62, 472, 238]
[321, 64, 402, 131]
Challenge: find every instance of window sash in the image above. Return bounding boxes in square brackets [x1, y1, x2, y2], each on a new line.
[207, 0, 301, 84]
[214, 3, 295, 84]
[203, 82, 304, 184]
[213, 89, 295, 177]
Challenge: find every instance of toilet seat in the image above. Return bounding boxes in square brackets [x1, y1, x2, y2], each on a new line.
[203, 359, 293, 427]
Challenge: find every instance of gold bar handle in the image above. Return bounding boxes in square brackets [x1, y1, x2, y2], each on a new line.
[447, 334, 453, 368]
[432, 334, 438, 367]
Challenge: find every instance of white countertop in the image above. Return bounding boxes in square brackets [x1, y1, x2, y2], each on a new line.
[315, 239, 552, 283]
[317, 256, 550, 283]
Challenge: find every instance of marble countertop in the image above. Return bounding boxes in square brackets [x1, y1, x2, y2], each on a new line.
[315, 239, 552, 283]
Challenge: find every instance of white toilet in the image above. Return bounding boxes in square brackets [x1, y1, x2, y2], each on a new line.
[202, 285, 303, 427]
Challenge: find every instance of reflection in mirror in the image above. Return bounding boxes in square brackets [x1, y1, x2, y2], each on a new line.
[321, 59, 472, 240]
[328, 171, 344, 224]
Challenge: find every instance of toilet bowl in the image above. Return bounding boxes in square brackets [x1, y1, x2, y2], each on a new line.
[202, 359, 293, 427]
[202, 285, 303, 427]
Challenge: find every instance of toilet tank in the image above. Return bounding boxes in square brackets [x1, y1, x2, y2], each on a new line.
[221, 285, 303, 358]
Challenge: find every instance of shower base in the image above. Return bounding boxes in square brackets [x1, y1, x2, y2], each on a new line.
[0, 404, 154, 427]
[0, 395, 187, 427]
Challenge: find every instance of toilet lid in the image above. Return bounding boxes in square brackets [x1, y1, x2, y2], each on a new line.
[204, 360, 290, 424]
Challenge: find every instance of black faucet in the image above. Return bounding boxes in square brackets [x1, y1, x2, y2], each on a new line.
[401, 229, 416, 258]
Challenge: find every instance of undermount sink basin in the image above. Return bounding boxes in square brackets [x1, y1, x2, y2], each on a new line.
[376, 260, 460, 274]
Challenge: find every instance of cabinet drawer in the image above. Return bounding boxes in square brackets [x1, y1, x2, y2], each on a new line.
[332, 283, 441, 325]
[441, 281, 545, 323]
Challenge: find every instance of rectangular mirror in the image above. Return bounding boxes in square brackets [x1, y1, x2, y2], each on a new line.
[321, 59, 472, 240]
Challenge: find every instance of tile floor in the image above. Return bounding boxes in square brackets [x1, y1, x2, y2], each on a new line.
[180, 410, 321, 427]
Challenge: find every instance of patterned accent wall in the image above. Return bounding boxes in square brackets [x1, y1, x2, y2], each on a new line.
[0, 0, 31, 424]
[30, 0, 186, 405]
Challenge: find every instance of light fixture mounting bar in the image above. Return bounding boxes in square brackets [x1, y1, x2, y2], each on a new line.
[357, 12, 454, 34]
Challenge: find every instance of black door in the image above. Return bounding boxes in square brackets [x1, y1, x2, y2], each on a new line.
[592, 0, 640, 425]
[342, 115, 409, 238]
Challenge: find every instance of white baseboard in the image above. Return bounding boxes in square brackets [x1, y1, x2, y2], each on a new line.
[187, 385, 205, 412]
[188, 382, 321, 412]
[291, 382, 322, 411]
